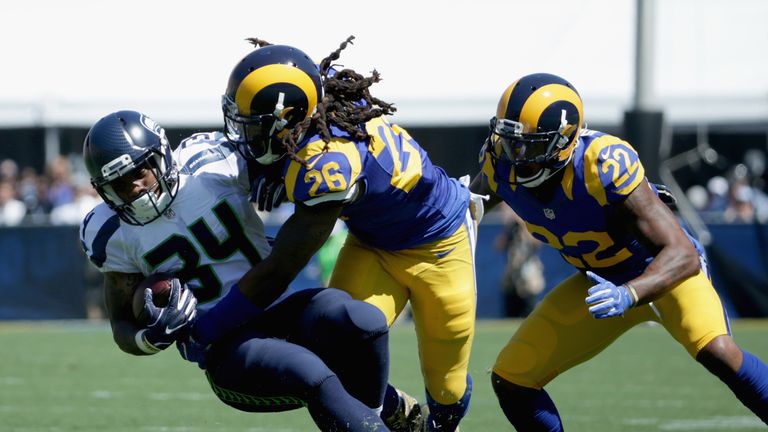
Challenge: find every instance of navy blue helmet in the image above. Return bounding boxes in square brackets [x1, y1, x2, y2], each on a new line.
[83, 110, 178, 225]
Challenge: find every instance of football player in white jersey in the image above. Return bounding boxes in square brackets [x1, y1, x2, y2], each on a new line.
[79, 110, 392, 431]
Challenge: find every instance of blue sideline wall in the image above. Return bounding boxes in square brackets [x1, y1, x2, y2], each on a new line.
[0, 226, 88, 319]
[0, 223, 766, 320]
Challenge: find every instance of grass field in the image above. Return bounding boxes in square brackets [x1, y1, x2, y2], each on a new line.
[1, 319, 766, 431]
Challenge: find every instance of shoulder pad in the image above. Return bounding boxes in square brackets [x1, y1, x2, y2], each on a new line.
[582, 134, 645, 205]
[285, 137, 362, 203]
[80, 204, 122, 269]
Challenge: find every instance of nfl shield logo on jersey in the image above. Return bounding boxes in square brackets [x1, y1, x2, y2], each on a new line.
[543, 208, 556, 220]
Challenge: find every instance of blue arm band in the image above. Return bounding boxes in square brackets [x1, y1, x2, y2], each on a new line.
[193, 284, 263, 346]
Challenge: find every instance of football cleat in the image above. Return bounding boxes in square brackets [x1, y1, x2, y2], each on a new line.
[419, 404, 461, 432]
[383, 389, 425, 432]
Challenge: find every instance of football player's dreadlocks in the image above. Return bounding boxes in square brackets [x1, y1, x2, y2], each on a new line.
[246, 36, 396, 165]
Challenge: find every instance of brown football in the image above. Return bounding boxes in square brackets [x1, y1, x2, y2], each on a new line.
[132, 273, 174, 324]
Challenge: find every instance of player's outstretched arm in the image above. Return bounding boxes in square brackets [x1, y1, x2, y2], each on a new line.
[189, 201, 343, 349]
[240, 200, 343, 304]
[618, 180, 700, 303]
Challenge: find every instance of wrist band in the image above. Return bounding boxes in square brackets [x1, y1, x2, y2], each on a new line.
[135, 329, 162, 354]
[623, 283, 640, 306]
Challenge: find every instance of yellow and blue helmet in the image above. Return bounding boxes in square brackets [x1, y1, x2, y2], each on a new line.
[222, 45, 322, 164]
[488, 73, 583, 187]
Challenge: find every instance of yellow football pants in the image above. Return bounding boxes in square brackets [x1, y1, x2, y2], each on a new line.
[330, 216, 477, 404]
[493, 269, 729, 389]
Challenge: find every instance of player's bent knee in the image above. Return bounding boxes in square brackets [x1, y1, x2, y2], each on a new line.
[319, 289, 388, 340]
[424, 369, 469, 404]
[697, 335, 743, 374]
[491, 371, 534, 400]
[342, 300, 388, 337]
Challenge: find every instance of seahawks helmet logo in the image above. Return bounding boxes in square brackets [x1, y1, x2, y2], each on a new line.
[140, 114, 165, 139]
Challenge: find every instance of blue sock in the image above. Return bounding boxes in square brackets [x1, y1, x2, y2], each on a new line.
[724, 350, 768, 424]
[426, 374, 472, 431]
[491, 372, 563, 432]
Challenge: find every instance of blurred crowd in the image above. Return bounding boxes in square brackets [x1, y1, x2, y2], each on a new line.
[2, 153, 768, 227]
[0, 157, 100, 226]
[494, 205, 545, 318]
[0, 155, 296, 227]
[685, 156, 768, 224]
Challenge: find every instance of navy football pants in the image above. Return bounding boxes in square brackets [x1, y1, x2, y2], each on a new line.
[204, 288, 389, 429]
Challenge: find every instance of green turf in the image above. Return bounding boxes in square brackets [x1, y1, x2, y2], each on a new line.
[0, 320, 766, 431]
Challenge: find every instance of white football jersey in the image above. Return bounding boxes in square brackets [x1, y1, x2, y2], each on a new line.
[80, 131, 270, 306]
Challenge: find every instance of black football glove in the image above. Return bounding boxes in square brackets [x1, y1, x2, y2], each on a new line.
[250, 162, 286, 212]
[136, 279, 197, 353]
[653, 182, 678, 210]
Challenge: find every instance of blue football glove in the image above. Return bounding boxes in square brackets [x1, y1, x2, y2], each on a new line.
[251, 163, 286, 212]
[584, 271, 636, 319]
[136, 279, 197, 353]
[177, 330, 209, 369]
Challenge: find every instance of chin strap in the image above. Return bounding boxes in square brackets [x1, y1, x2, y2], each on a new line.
[255, 151, 285, 165]
[269, 92, 289, 135]
[255, 92, 290, 166]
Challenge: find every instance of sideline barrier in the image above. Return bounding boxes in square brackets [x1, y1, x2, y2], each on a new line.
[0, 226, 88, 319]
[0, 223, 765, 320]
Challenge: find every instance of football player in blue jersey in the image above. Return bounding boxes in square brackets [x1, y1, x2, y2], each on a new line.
[79, 110, 392, 431]
[181, 37, 481, 432]
[470, 73, 768, 430]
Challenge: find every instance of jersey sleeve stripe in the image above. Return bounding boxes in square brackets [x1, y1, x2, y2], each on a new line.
[562, 163, 575, 200]
[481, 151, 499, 194]
[80, 211, 96, 254]
[583, 137, 609, 206]
[89, 214, 121, 268]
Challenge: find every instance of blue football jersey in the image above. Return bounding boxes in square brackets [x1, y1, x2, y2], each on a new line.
[283, 116, 470, 250]
[482, 128, 702, 284]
